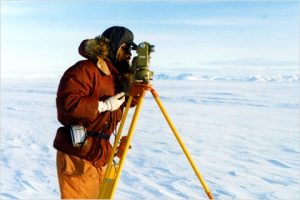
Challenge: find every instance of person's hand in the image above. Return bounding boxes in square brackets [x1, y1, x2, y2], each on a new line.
[98, 92, 125, 112]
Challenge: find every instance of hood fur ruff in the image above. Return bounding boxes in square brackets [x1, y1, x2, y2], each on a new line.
[78, 39, 108, 61]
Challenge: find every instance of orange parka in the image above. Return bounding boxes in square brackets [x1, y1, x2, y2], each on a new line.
[56, 58, 123, 167]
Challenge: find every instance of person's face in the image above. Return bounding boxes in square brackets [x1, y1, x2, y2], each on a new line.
[115, 43, 132, 72]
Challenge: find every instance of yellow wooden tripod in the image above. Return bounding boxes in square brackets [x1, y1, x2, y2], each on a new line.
[97, 83, 214, 200]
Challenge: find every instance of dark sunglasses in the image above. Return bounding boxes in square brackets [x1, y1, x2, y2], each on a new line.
[122, 45, 132, 54]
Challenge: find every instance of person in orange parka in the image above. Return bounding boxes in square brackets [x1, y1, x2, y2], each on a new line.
[54, 26, 137, 199]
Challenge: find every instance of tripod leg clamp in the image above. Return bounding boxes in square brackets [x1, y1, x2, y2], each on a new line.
[116, 136, 132, 158]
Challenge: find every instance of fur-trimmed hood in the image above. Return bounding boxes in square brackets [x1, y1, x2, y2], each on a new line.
[78, 39, 111, 75]
[78, 26, 136, 65]
[78, 39, 106, 61]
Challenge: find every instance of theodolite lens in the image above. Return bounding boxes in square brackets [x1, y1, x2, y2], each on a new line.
[150, 45, 155, 53]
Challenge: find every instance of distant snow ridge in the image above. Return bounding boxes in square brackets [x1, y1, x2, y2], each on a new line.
[154, 73, 199, 80]
[154, 73, 299, 82]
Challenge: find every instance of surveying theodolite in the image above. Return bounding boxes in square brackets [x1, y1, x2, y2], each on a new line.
[97, 42, 214, 199]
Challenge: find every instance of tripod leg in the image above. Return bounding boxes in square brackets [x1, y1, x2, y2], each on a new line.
[150, 89, 214, 200]
[108, 94, 146, 199]
[97, 96, 133, 199]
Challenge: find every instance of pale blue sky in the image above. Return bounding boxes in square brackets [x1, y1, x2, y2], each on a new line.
[1, 0, 299, 75]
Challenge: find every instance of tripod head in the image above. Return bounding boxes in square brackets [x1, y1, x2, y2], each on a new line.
[131, 42, 155, 84]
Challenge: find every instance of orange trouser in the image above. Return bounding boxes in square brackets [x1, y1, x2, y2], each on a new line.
[56, 150, 106, 199]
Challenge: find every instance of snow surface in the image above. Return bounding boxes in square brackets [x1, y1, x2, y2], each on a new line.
[1, 66, 299, 199]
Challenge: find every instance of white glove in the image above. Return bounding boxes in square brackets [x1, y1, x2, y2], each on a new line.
[98, 92, 125, 113]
